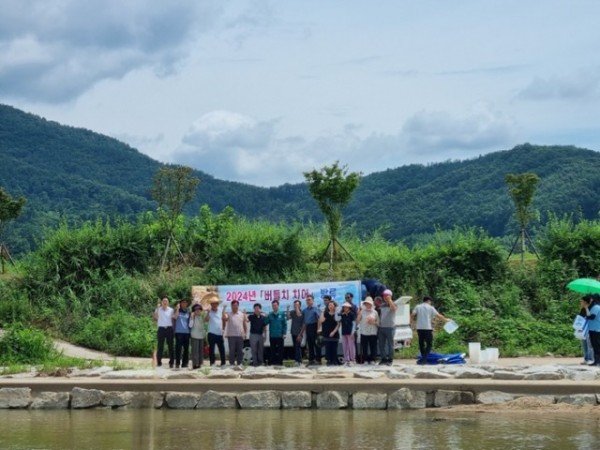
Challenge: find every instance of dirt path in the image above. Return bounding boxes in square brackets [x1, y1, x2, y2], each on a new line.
[53, 339, 150, 366]
[1, 328, 584, 368]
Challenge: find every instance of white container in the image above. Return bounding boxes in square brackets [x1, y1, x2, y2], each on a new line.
[468, 342, 481, 363]
[443, 320, 459, 334]
[487, 347, 499, 363]
[479, 349, 491, 363]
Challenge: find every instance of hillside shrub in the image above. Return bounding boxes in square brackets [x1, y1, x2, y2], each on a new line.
[73, 311, 154, 356]
[0, 324, 57, 364]
[208, 220, 306, 281]
[23, 220, 158, 296]
[538, 216, 600, 277]
[0, 280, 31, 326]
[417, 228, 507, 284]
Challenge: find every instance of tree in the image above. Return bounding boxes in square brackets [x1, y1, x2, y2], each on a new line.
[151, 166, 200, 271]
[0, 187, 26, 273]
[505, 172, 540, 263]
[303, 162, 360, 273]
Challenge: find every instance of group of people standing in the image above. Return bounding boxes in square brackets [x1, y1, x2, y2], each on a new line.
[152, 288, 413, 368]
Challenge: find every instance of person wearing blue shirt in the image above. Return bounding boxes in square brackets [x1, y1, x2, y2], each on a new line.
[298, 295, 322, 365]
[583, 294, 600, 366]
[172, 299, 191, 369]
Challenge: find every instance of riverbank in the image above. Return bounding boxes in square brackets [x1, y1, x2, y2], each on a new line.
[1, 361, 599, 410]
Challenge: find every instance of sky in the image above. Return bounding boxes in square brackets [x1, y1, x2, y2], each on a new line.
[2, 0, 600, 186]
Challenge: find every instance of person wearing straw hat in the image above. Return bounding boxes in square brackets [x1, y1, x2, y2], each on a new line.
[204, 295, 226, 366]
[357, 296, 379, 364]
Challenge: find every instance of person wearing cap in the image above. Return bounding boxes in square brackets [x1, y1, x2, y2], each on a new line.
[266, 300, 287, 365]
[378, 289, 398, 366]
[287, 299, 304, 366]
[204, 297, 226, 366]
[153, 295, 174, 368]
[411, 296, 451, 363]
[189, 303, 207, 369]
[223, 300, 247, 366]
[247, 303, 267, 366]
[357, 296, 379, 364]
[298, 295, 322, 365]
[339, 300, 357, 365]
[172, 299, 192, 369]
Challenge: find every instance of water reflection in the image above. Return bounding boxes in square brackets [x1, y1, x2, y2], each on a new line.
[0, 409, 599, 450]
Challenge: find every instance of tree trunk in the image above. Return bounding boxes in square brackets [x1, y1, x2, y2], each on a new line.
[520, 227, 526, 264]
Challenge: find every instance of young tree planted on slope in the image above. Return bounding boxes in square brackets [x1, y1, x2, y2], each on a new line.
[505, 172, 540, 263]
[303, 162, 360, 273]
[0, 187, 26, 273]
[151, 166, 200, 271]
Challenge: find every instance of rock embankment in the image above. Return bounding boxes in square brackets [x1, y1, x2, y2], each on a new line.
[2, 386, 600, 411]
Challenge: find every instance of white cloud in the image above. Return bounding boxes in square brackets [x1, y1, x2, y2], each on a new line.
[171, 107, 516, 186]
[402, 108, 515, 153]
[0, 0, 268, 102]
[518, 68, 600, 101]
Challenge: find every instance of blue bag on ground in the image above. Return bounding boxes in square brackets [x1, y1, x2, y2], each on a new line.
[416, 352, 466, 365]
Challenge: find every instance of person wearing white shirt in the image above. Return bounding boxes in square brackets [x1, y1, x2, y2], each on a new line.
[411, 296, 450, 363]
[204, 298, 226, 366]
[189, 303, 207, 369]
[153, 296, 174, 368]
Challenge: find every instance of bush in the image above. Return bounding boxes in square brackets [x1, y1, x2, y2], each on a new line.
[0, 280, 31, 326]
[538, 216, 600, 277]
[23, 220, 159, 296]
[208, 219, 306, 281]
[418, 228, 507, 284]
[0, 325, 57, 364]
[73, 311, 154, 356]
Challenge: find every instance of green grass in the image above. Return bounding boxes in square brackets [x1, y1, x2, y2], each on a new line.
[0, 356, 103, 376]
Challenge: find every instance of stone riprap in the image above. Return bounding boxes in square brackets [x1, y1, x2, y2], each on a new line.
[0, 387, 597, 410]
[1, 363, 600, 410]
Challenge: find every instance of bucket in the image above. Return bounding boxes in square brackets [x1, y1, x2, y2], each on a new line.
[487, 347, 499, 363]
[443, 320, 459, 334]
[468, 342, 481, 363]
[479, 349, 490, 363]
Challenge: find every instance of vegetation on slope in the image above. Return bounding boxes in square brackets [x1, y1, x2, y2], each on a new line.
[0, 208, 597, 358]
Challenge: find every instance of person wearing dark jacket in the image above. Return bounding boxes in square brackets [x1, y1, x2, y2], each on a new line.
[319, 301, 341, 366]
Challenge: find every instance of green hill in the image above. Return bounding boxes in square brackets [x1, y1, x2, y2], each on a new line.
[1, 103, 599, 253]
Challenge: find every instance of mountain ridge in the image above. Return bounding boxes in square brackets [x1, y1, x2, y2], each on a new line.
[1, 103, 599, 253]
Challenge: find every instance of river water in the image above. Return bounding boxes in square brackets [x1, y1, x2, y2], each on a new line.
[0, 409, 598, 449]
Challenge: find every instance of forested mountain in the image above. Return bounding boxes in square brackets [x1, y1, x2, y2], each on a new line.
[1, 103, 599, 253]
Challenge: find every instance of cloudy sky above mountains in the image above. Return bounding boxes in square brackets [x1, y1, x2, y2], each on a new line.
[2, 0, 600, 186]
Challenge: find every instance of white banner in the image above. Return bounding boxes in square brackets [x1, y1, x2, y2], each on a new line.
[216, 280, 361, 313]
